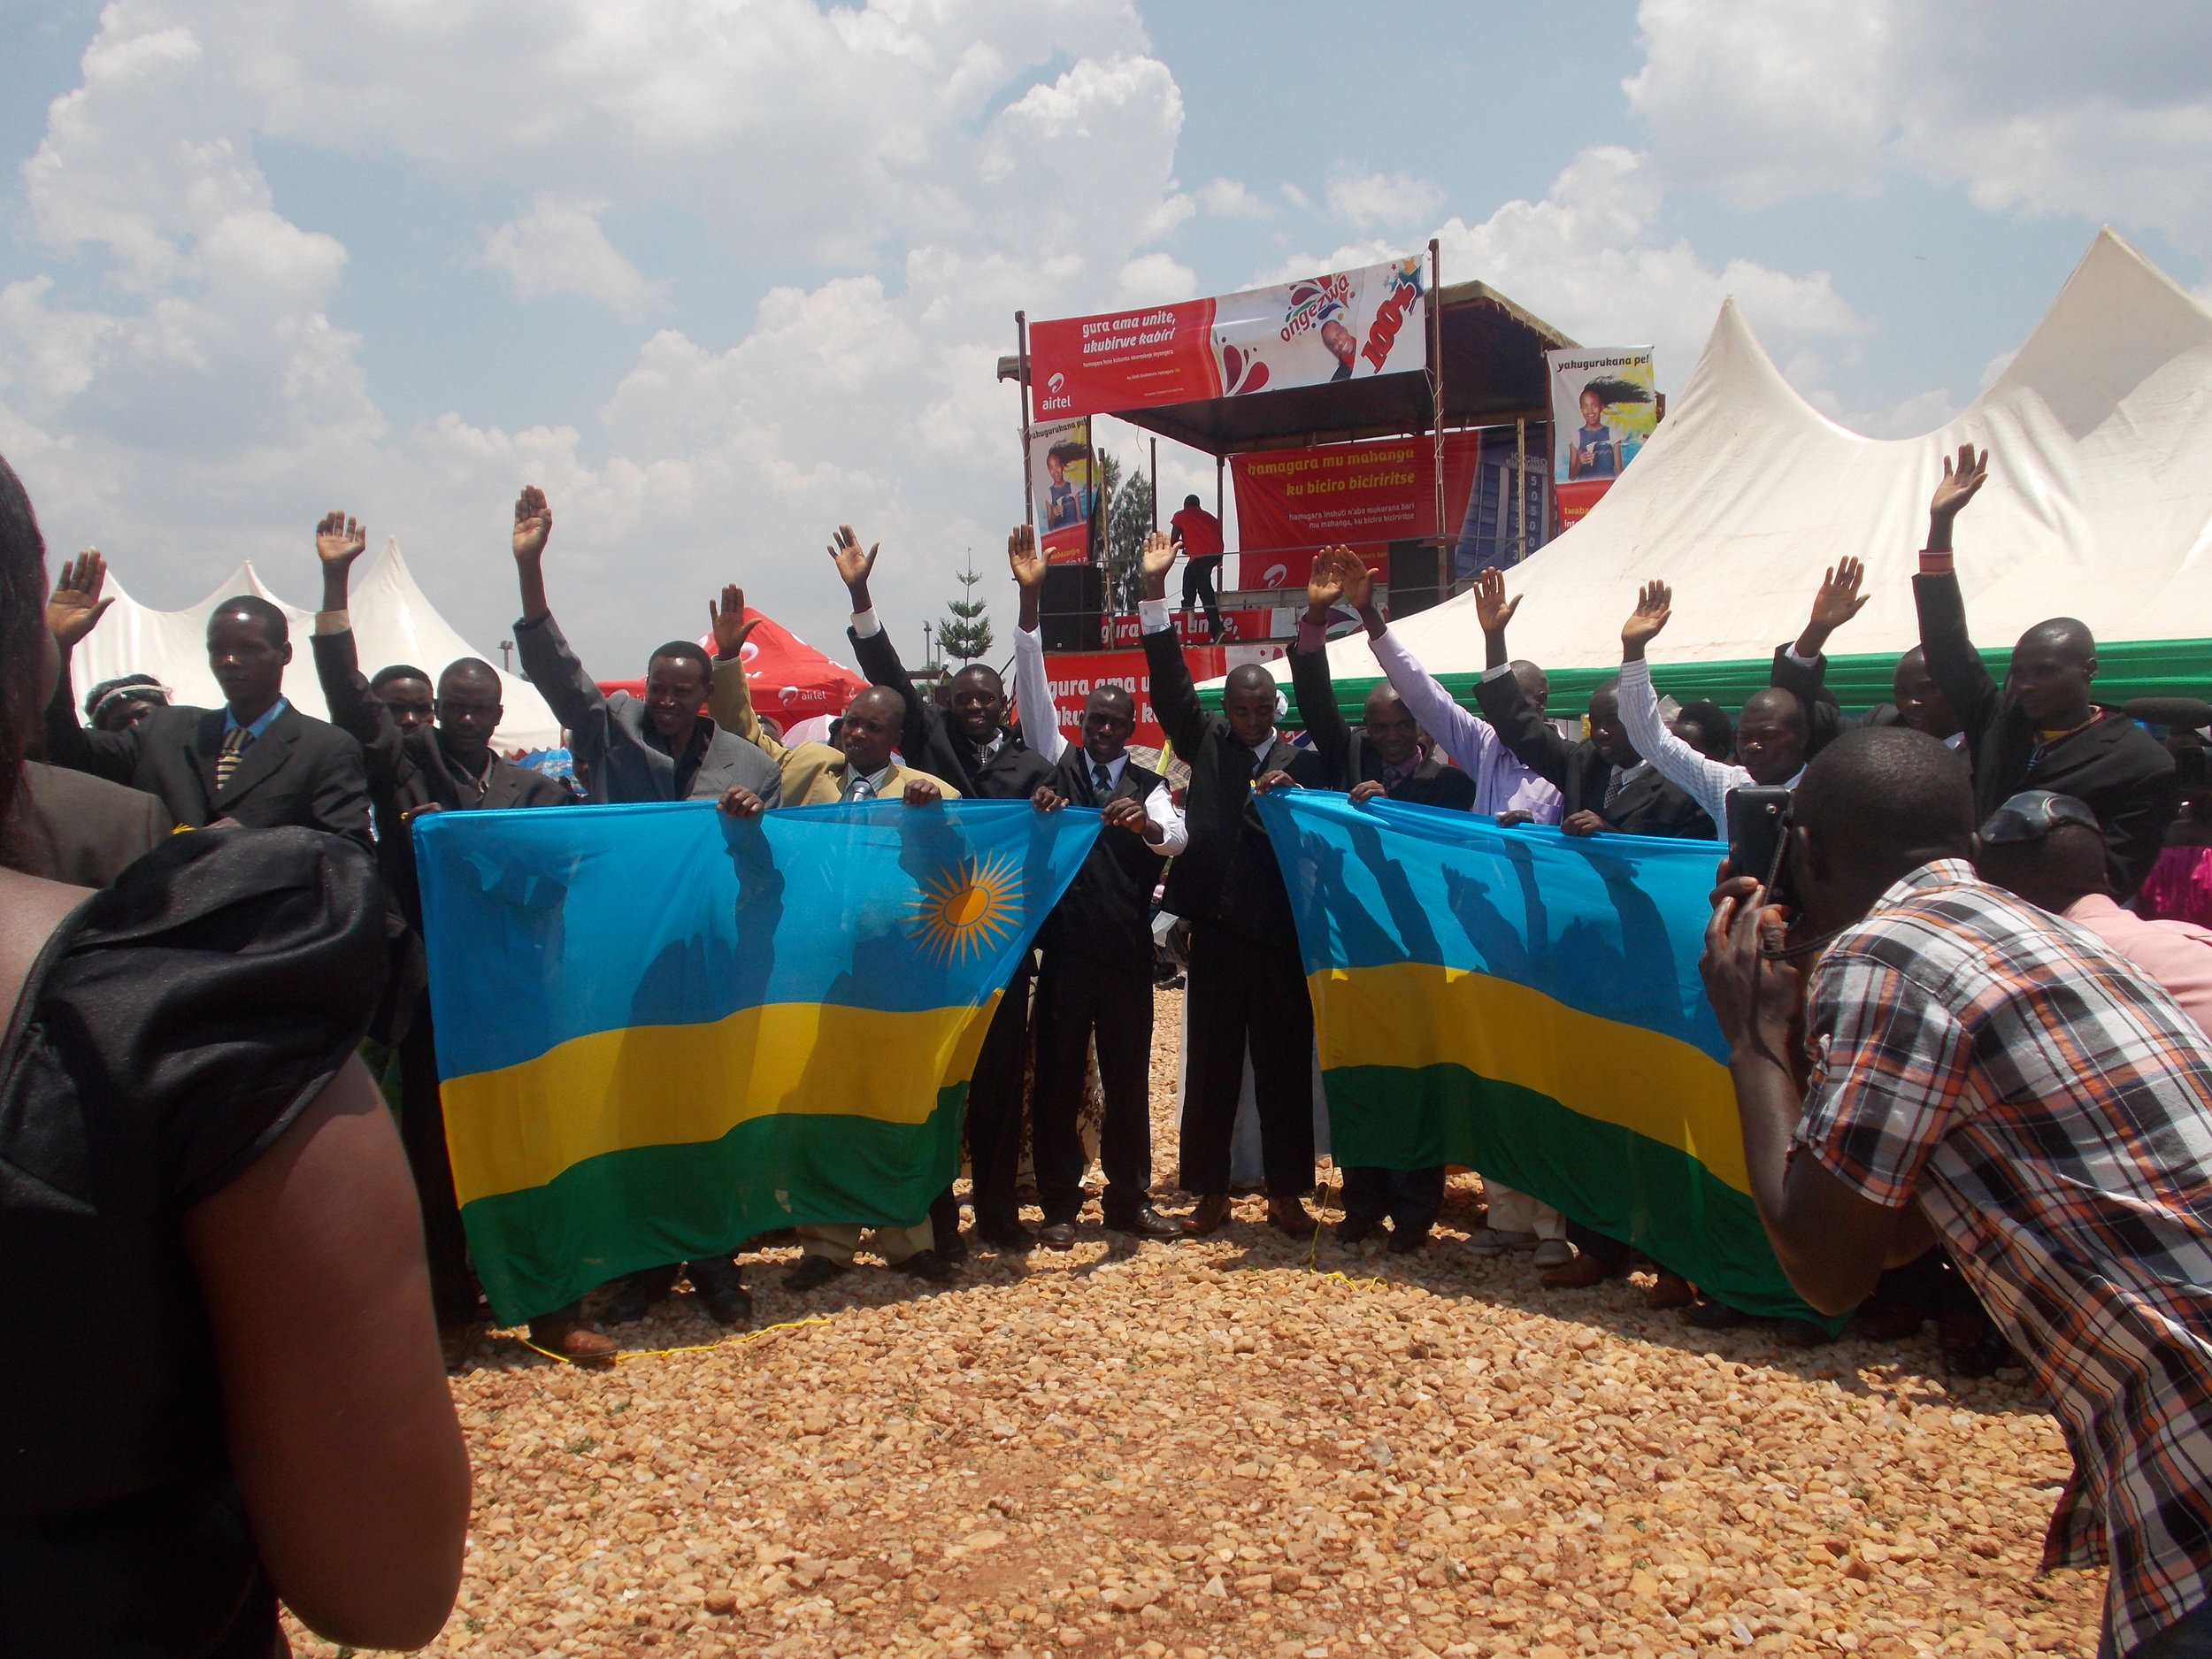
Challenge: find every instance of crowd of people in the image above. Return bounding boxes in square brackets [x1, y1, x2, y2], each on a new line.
[6, 438, 2212, 1656]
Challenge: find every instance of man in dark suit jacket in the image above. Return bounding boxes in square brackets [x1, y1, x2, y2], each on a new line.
[1915, 444, 2175, 900]
[1137, 531, 1325, 1240]
[1008, 527, 1187, 1248]
[830, 526, 1056, 1255]
[42, 550, 370, 846]
[1475, 670, 1714, 842]
[5, 761, 168, 884]
[307, 511, 602, 1363]
[1283, 561, 1472, 1252]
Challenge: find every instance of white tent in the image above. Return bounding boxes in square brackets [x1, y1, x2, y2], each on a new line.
[1240, 228, 2212, 703]
[70, 541, 565, 751]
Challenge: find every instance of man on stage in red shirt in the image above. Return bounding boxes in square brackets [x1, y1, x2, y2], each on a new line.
[1170, 493, 1225, 642]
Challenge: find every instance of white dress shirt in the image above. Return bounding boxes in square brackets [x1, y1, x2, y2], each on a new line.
[1011, 623, 1188, 855]
[1617, 657, 1802, 829]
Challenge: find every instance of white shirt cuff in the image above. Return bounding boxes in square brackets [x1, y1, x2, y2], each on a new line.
[850, 608, 881, 640]
[1138, 599, 1172, 635]
[1480, 663, 1513, 682]
[313, 609, 349, 635]
[1785, 645, 1820, 669]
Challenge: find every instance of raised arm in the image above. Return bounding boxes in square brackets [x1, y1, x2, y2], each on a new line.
[308, 511, 406, 795]
[507, 488, 616, 764]
[704, 582, 792, 763]
[833, 525, 930, 757]
[1772, 558, 1865, 756]
[1618, 580, 1736, 826]
[1007, 524, 1067, 764]
[1911, 443, 2000, 747]
[42, 549, 139, 783]
[1138, 528, 1208, 756]
[1287, 549, 1356, 788]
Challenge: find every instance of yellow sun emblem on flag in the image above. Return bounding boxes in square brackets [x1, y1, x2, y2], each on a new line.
[910, 854, 1022, 965]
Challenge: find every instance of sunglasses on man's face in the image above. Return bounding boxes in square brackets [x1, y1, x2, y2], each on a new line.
[1978, 790, 2101, 846]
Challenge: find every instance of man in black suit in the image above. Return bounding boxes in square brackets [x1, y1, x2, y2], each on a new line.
[306, 511, 607, 1363]
[831, 525, 1056, 1255]
[1915, 443, 2175, 899]
[1138, 530, 1324, 1240]
[1282, 549, 1474, 1252]
[1007, 526, 1187, 1248]
[42, 549, 370, 846]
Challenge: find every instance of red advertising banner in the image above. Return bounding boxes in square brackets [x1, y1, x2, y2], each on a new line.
[1104, 608, 1279, 648]
[1230, 429, 1487, 592]
[1029, 257, 1429, 420]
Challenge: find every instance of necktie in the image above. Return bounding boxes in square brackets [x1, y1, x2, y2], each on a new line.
[217, 725, 252, 794]
[1092, 762, 1112, 799]
[1605, 766, 1627, 806]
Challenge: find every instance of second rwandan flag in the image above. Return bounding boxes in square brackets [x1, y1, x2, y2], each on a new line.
[415, 799, 1100, 1325]
[1258, 790, 1819, 1323]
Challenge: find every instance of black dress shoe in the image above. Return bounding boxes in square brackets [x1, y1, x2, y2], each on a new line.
[895, 1248, 959, 1284]
[1334, 1217, 1380, 1246]
[1684, 1295, 1748, 1329]
[977, 1223, 1036, 1254]
[601, 1287, 660, 1325]
[691, 1274, 753, 1327]
[1104, 1205, 1183, 1242]
[1037, 1221, 1079, 1249]
[1386, 1225, 1432, 1255]
[783, 1255, 849, 1293]
[933, 1230, 969, 1265]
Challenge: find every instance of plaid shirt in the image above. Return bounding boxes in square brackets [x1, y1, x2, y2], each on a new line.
[1795, 861, 2212, 1655]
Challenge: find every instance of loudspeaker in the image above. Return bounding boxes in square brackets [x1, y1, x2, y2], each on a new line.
[1387, 539, 1443, 618]
[1040, 563, 1105, 652]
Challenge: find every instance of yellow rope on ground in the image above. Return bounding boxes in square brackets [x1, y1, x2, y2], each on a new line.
[515, 1314, 836, 1367]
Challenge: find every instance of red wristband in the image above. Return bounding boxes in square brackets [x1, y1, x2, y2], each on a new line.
[1917, 549, 1954, 575]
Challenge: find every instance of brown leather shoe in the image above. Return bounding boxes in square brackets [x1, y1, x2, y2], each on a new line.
[1267, 1196, 1319, 1240]
[1181, 1194, 1233, 1236]
[1645, 1270, 1695, 1310]
[1540, 1251, 1617, 1289]
[528, 1317, 618, 1362]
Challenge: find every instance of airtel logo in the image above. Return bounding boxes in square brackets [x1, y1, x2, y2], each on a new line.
[1263, 564, 1289, 588]
[1047, 372, 1066, 394]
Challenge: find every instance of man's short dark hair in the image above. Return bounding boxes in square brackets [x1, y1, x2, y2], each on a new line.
[371, 663, 431, 692]
[1673, 697, 1733, 759]
[950, 662, 1004, 697]
[211, 595, 288, 646]
[1183, 494, 1201, 510]
[1794, 727, 1976, 868]
[648, 641, 713, 684]
[1224, 664, 1275, 697]
[439, 657, 502, 695]
[1741, 685, 1808, 736]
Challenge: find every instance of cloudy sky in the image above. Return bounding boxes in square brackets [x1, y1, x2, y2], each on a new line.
[3, 0, 2208, 673]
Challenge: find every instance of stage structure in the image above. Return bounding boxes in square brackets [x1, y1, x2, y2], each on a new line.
[1002, 246, 1577, 750]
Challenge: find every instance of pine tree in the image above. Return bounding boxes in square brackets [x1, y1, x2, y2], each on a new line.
[937, 554, 995, 663]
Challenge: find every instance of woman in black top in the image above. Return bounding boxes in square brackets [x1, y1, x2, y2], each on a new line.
[0, 452, 472, 1655]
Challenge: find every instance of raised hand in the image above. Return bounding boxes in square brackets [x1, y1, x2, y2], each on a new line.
[708, 583, 760, 661]
[47, 548, 112, 649]
[512, 487, 553, 563]
[1621, 580, 1672, 660]
[1473, 567, 1521, 637]
[1140, 527, 1177, 598]
[1306, 548, 1349, 618]
[1007, 523, 1046, 590]
[1929, 442, 1988, 525]
[1793, 554, 1869, 659]
[315, 511, 366, 566]
[1335, 551, 1375, 612]
[828, 526, 878, 595]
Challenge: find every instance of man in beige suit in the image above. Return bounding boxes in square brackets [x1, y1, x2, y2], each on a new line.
[708, 587, 965, 1287]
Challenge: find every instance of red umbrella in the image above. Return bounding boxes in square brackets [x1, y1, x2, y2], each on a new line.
[596, 607, 865, 728]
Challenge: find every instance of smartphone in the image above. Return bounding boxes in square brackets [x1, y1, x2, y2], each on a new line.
[1725, 786, 1795, 907]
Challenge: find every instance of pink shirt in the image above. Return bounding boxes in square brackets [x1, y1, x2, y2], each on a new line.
[2063, 893, 2212, 1038]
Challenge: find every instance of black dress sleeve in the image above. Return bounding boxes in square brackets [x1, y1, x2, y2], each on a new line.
[17, 826, 389, 1217]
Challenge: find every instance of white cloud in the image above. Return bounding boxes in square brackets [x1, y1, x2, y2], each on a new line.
[483, 196, 665, 320]
[1198, 177, 1269, 219]
[1325, 168, 1444, 230]
[0, 1, 1191, 664]
[1625, 0, 2212, 253]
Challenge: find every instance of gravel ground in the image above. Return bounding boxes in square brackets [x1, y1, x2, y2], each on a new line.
[288, 987, 2107, 1658]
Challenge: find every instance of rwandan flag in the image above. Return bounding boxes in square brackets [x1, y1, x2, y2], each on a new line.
[1259, 790, 1820, 1323]
[414, 799, 1100, 1323]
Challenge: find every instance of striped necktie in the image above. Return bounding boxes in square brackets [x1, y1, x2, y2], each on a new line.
[1092, 761, 1113, 799]
[217, 724, 252, 794]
